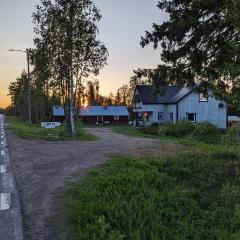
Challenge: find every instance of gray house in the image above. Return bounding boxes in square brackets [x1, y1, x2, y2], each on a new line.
[133, 85, 227, 129]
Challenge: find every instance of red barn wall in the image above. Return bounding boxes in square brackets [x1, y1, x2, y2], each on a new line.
[83, 115, 128, 124]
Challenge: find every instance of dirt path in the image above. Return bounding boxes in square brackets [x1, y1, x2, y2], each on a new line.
[7, 127, 182, 240]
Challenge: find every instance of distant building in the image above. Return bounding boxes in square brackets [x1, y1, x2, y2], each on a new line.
[52, 106, 65, 122]
[228, 116, 240, 127]
[52, 105, 129, 125]
[133, 85, 228, 129]
[80, 106, 129, 124]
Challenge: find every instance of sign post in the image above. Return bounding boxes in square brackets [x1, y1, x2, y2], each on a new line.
[41, 122, 61, 138]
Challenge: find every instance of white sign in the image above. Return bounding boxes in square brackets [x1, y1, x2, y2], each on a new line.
[41, 122, 61, 129]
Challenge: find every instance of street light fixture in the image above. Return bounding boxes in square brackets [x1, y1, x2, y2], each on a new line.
[8, 48, 32, 123]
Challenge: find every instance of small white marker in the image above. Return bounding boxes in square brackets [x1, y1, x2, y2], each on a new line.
[1, 150, 5, 156]
[0, 165, 6, 174]
[0, 193, 11, 210]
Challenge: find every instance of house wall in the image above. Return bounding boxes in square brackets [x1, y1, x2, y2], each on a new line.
[166, 104, 177, 123]
[178, 91, 227, 128]
[142, 104, 165, 123]
[133, 103, 179, 124]
[82, 116, 128, 124]
[52, 116, 65, 123]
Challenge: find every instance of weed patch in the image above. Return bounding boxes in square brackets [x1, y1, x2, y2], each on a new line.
[63, 148, 240, 240]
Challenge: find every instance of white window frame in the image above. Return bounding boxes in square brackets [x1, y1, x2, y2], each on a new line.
[186, 113, 196, 123]
[199, 93, 208, 102]
[114, 115, 119, 120]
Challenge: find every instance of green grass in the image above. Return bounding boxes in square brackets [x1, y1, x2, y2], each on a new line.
[113, 125, 160, 138]
[63, 147, 240, 240]
[7, 116, 96, 141]
[112, 125, 221, 152]
[50, 123, 240, 239]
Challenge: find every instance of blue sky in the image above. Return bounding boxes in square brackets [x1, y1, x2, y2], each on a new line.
[0, 0, 165, 107]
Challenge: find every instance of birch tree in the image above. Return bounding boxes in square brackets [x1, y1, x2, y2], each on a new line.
[33, 0, 108, 137]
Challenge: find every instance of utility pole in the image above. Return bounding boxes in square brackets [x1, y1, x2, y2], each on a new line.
[26, 49, 32, 123]
[9, 48, 32, 123]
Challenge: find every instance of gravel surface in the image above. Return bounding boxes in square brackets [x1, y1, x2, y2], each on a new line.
[7, 127, 183, 240]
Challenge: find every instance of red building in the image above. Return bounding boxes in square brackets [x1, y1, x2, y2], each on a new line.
[80, 106, 129, 125]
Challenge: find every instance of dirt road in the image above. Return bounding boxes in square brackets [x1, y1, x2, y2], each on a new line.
[7, 127, 182, 240]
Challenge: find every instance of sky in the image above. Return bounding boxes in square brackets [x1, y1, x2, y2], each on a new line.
[0, 0, 165, 108]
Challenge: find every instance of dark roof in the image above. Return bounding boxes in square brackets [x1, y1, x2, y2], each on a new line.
[136, 85, 158, 104]
[135, 85, 196, 104]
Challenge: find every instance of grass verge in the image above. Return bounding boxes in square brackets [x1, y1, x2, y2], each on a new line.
[113, 125, 220, 151]
[113, 125, 159, 138]
[62, 145, 240, 240]
[6, 116, 96, 141]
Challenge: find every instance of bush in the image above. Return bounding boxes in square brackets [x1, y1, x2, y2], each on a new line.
[158, 121, 195, 137]
[64, 151, 240, 240]
[221, 124, 240, 145]
[151, 122, 159, 127]
[139, 125, 158, 135]
[191, 122, 220, 139]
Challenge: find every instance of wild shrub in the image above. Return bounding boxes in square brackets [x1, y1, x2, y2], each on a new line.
[158, 121, 195, 137]
[64, 150, 240, 240]
[221, 124, 240, 145]
[191, 122, 220, 138]
[139, 125, 158, 135]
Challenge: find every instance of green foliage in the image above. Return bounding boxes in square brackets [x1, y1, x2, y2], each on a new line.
[139, 122, 221, 144]
[64, 147, 240, 240]
[113, 125, 159, 139]
[139, 125, 159, 135]
[221, 124, 240, 145]
[192, 122, 220, 138]
[141, 0, 240, 107]
[7, 116, 96, 141]
[158, 121, 195, 137]
[8, 71, 29, 120]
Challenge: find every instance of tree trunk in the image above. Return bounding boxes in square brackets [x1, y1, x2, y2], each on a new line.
[69, 68, 76, 138]
[68, 1, 76, 139]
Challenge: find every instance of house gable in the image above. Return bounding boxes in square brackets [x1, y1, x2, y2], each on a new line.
[177, 90, 227, 128]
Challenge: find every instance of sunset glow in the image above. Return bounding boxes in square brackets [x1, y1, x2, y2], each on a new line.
[0, 0, 163, 108]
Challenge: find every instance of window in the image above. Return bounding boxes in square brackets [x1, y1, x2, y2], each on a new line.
[199, 93, 208, 102]
[143, 112, 150, 122]
[168, 112, 173, 122]
[158, 112, 164, 121]
[134, 102, 141, 109]
[187, 113, 196, 122]
[114, 115, 119, 120]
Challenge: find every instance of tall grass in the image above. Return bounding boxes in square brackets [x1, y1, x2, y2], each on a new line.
[63, 146, 240, 240]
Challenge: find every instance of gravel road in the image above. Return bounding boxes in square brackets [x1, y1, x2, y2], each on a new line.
[7, 127, 182, 240]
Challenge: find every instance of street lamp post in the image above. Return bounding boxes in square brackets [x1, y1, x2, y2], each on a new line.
[9, 48, 32, 123]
